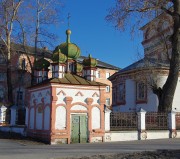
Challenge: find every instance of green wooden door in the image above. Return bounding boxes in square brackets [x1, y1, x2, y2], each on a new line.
[79, 115, 88, 143]
[71, 115, 88, 143]
[71, 115, 80, 143]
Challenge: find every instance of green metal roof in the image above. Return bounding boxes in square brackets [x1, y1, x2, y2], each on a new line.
[83, 54, 97, 67]
[29, 73, 107, 89]
[78, 56, 120, 70]
[52, 49, 67, 63]
[34, 58, 50, 70]
[53, 29, 81, 60]
[49, 73, 106, 86]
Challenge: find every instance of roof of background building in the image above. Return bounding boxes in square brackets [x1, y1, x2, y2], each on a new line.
[78, 56, 120, 70]
[0, 41, 52, 58]
[0, 41, 120, 70]
[119, 58, 169, 73]
[109, 58, 169, 80]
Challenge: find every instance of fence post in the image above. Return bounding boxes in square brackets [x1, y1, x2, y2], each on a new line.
[10, 106, 17, 126]
[168, 111, 177, 138]
[104, 106, 111, 132]
[0, 105, 7, 125]
[137, 108, 147, 140]
[25, 107, 29, 126]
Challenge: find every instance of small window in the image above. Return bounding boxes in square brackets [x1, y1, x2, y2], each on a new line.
[136, 81, 147, 103]
[0, 54, 6, 64]
[55, 65, 58, 71]
[96, 71, 100, 78]
[19, 58, 26, 70]
[38, 71, 42, 76]
[106, 86, 110, 92]
[68, 63, 75, 72]
[119, 83, 125, 102]
[52, 72, 55, 78]
[106, 98, 110, 106]
[0, 73, 5, 81]
[42, 71, 47, 77]
[16, 91, 23, 105]
[106, 72, 110, 79]
[0, 87, 4, 102]
[17, 91, 23, 100]
[113, 91, 116, 104]
[22, 58, 26, 70]
[93, 70, 96, 76]
[38, 77, 42, 83]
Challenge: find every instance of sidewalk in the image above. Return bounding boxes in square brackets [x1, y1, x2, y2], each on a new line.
[0, 133, 180, 159]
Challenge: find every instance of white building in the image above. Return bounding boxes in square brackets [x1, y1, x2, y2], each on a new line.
[109, 12, 180, 112]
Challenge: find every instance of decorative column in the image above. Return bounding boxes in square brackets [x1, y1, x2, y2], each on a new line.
[104, 106, 111, 132]
[65, 96, 73, 144]
[168, 111, 177, 138]
[137, 108, 147, 140]
[33, 99, 37, 130]
[86, 98, 93, 143]
[100, 86, 106, 142]
[50, 86, 58, 144]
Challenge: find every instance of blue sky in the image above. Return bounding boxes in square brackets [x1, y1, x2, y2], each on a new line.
[53, 0, 144, 69]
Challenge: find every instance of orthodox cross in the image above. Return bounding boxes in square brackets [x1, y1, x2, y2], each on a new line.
[67, 13, 71, 28]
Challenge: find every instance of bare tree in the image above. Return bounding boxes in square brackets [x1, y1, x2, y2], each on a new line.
[106, 0, 180, 112]
[18, 0, 62, 84]
[0, 0, 63, 106]
[27, 0, 61, 59]
[0, 0, 24, 106]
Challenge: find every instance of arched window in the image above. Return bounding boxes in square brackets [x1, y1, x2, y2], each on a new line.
[136, 81, 147, 103]
[21, 58, 26, 70]
[0, 86, 5, 102]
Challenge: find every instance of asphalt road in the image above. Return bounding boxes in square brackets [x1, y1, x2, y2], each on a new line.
[0, 138, 180, 159]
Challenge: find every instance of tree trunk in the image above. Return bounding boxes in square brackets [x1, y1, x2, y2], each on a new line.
[159, 0, 180, 112]
[7, 33, 13, 106]
[7, 66, 13, 105]
[6, 44, 13, 106]
[31, 68, 35, 85]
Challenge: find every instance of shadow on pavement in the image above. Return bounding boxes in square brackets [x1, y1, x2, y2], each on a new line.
[0, 131, 46, 145]
[60, 149, 180, 159]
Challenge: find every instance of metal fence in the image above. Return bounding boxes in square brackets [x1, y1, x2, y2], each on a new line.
[145, 112, 168, 130]
[110, 112, 138, 131]
[176, 113, 180, 130]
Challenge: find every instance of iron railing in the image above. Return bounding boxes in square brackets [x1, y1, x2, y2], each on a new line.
[145, 112, 168, 130]
[176, 113, 180, 130]
[110, 112, 138, 131]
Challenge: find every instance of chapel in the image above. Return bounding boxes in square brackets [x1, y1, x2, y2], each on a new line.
[26, 29, 107, 144]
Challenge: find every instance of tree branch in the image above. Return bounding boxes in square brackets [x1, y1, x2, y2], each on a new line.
[160, 6, 173, 16]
